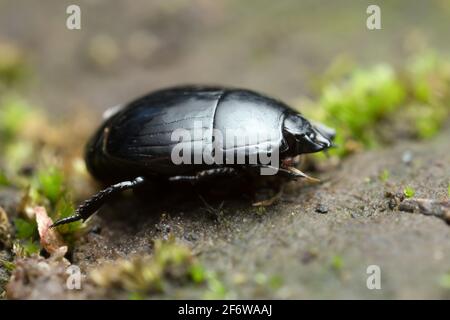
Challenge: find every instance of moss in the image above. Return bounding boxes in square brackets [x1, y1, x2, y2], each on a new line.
[189, 263, 207, 284]
[0, 171, 10, 187]
[203, 271, 228, 299]
[0, 251, 14, 297]
[254, 272, 268, 285]
[13, 218, 38, 240]
[0, 101, 84, 247]
[406, 51, 450, 104]
[268, 275, 284, 290]
[0, 259, 15, 272]
[88, 238, 231, 299]
[403, 186, 415, 199]
[12, 217, 41, 257]
[412, 104, 447, 139]
[128, 292, 145, 300]
[4, 141, 34, 177]
[0, 42, 29, 87]
[301, 52, 450, 158]
[252, 272, 283, 290]
[0, 94, 34, 144]
[12, 239, 40, 257]
[330, 255, 344, 272]
[318, 64, 406, 155]
[0, 97, 84, 255]
[379, 169, 390, 183]
[90, 238, 212, 296]
[439, 272, 450, 290]
[53, 197, 83, 241]
[36, 167, 65, 205]
[21, 240, 40, 256]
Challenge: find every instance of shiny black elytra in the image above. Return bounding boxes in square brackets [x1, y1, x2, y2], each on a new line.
[52, 86, 335, 227]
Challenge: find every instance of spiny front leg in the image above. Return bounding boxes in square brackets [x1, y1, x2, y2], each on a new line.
[51, 176, 146, 227]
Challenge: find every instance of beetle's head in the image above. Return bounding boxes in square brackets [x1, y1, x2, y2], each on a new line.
[282, 112, 334, 155]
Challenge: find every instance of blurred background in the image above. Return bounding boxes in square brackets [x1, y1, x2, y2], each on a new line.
[1, 0, 449, 116]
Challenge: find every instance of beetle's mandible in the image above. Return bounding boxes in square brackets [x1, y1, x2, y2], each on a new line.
[52, 86, 335, 227]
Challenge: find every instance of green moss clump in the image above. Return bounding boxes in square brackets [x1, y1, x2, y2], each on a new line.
[0, 95, 34, 144]
[13, 240, 40, 257]
[0, 95, 84, 252]
[330, 255, 344, 272]
[403, 186, 415, 198]
[439, 272, 450, 290]
[91, 238, 213, 297]
[13, 218, 37, 240]
[203, 271, 228, 299]
[53, 197, 82, 240]
[301, 51, 450, 158]
[405, 52, 450, 139]
[407, 52, 450, 104]
[12, 218, 40, 257]
[0, 42, 29, 87]
[379, 169, 390, 183]
[36, 167, 65, 205]
[189, 263, 207, 284]
[309, 64, 406, 156]
[0, 259, 15, 272]
[0, 171, 10, 187]
[322, 65, 405, 147]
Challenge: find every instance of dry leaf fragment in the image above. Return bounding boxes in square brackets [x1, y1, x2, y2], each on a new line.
[34, 206, 67, 255]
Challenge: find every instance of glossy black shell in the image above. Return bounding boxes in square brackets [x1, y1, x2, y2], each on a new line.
[86, 86, 306, 182]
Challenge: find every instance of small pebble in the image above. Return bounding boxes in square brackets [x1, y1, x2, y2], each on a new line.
[90, 225, 102, 234]
[184, 232, 198, 241]
[315, 204, 328, 214]
[301, 250, 318, 264]
[402, 151, 413, 165]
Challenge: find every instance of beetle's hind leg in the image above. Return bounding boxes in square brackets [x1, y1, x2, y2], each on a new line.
[51, 176, 147, 227]
[197, 194, 225, 221]
[252, 184, 285, 207]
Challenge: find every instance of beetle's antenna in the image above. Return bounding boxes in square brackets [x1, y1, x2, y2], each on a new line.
[51, 176, 146, 228]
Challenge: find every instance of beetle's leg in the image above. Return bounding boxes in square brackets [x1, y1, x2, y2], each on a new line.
[252, 184, 285, 207]
[168, 167, 237, 182]
[198, 194, 225, 221]
[51, 176, 147, 227]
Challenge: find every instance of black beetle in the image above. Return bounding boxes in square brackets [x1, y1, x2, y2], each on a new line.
[52, 86, 334, 227]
